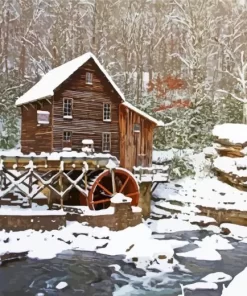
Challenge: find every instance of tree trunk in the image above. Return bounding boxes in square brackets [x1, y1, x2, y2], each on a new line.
[243, 102, 247, 124]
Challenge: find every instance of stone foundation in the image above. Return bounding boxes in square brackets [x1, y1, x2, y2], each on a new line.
[198, 206, 247, 226]
[0, 201, 142, 232]
[0, 214, 66, 231]
[67, 201, 142, 231]
[138, 182, 152, 219]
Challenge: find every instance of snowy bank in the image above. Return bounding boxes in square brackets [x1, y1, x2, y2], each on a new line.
[0, 222, 176, 271]
[221, 267, 247, 296]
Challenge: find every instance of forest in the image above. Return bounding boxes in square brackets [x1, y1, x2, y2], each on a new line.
[0, 0, 246, 150]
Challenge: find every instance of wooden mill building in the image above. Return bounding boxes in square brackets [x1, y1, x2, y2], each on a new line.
[16, 52, 164, 171]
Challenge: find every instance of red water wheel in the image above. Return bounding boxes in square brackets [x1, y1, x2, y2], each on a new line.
[88, 168, 140, 210]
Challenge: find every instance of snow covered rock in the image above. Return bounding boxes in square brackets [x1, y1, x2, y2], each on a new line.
[56, 282, 68, 290]
[183, 282, 218, 291]
[201, 272, 232, 283]
[177, 247, 222, 261]
[213, 124, 247, 145]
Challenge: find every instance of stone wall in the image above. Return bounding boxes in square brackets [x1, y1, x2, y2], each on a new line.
[0, 214, 66, 231]
[198, 206, 247, 226]
[67, 201, 142, 231]
[0, 201, 142, 232]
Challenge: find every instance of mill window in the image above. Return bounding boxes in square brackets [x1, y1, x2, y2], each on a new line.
[133, 123, 140, 133]
[86, 72, 93, 85]
[103, 103, 111, 121]
[63, 98, 73, 118]
[63, 131, 72, 142]
[102, 133, 111, 152]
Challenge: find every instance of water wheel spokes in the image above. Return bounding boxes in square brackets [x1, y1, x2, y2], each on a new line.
[88, 168, 140, 210]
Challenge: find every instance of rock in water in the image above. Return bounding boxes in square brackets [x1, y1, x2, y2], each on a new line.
[56, 282, 68, 290]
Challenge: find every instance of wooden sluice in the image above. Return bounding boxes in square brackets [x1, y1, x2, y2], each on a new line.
[0, 152, 142, 210]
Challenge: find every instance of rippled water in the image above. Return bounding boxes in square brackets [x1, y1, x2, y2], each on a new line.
[1, 229, 247, 296]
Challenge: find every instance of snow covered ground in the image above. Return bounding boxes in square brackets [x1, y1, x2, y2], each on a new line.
[1, 146, 247, 295]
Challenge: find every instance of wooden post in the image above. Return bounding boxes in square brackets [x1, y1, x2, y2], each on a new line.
[85, 174, 88, 191]
[0, 171, 3, 208]
[29, 173, 32, 208]
[59, 174, 63, 209]
[111, 169, 116, 195]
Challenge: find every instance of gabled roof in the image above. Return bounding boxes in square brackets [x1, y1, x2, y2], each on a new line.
[16, 52, 125, 106]
[16, 52, 164, 127]
[121, 102, 164, 127]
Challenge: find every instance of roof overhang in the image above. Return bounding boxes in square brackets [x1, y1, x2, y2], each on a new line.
[121, 102, 164, 127]
[16, 52, 125, 106]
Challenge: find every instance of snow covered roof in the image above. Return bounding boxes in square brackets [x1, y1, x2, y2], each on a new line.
[122, 101, 164, 127]
[15, 52, 164, 127]
[16, 52, 125, 106]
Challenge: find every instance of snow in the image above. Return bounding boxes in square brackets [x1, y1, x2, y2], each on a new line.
[0, 208, 65, 216]
[53, 204, 115, 216]
[16, 52, 126, 106]
[177, 247, 222, 261]
[122, 101, 164, 127]
[0, 149, 119, 163]
[201, 272, 232, 283]
[149, 218, 200, 233]
[106, 159, 117, 170]
[62, 147, 72, 152]
[183, 282, 218, 291]
[155, 176, 247, 212]
[0, 222, 177, 271]
[194, 235, 234, 250]
[37, 121, 49, 125]
[221, 267, 247, 296]
[56, 282, 68, 290]
[220, 223, 247, 240]
[212, 123, 247, 144]
[111, 193, 132, 204]
[82, 139, 94, 145]
[37, 110, 49, 115]
[131, 206, 142, 213]
[213, 156, 247, 177]
[189, 215, 216, 224]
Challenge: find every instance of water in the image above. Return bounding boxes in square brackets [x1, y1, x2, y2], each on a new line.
[0, 230, 247, 296]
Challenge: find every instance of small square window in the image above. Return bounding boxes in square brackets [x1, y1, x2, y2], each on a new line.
[37, 110, 50, 125]
[103, 103, 111, 121]
[86, 72, 93, 85]
[134, 123, 140, 133]
[63, 98, 73, 118]
[102, 133, 111, 152]
[63, 131, 72, 142]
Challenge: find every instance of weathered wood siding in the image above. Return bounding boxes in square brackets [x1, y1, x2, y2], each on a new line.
[21, 101, 53, 154]
[119, 105, 155, 171]
[52, 58, 121, 159]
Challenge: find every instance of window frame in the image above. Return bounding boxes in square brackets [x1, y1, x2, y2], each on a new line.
[63, 131, 72, 142]
[103, 103, 111, 122]
[102, 132, 111, 152]
[133, 123, 141, 133]
[86, 72, 93, 85]
[63, 98, 73, 119]
[37, 110, 50, 125]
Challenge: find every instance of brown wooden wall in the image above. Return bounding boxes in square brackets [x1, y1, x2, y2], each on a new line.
[119, 105, 155, 171]
[52, 58, 121, 159]
[21, 100, 53, 154]
[20, 57, 156, 170]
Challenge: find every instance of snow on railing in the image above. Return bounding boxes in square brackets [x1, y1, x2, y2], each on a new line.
[133, 165, 169, 183]
[0, 153, 119, 208]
